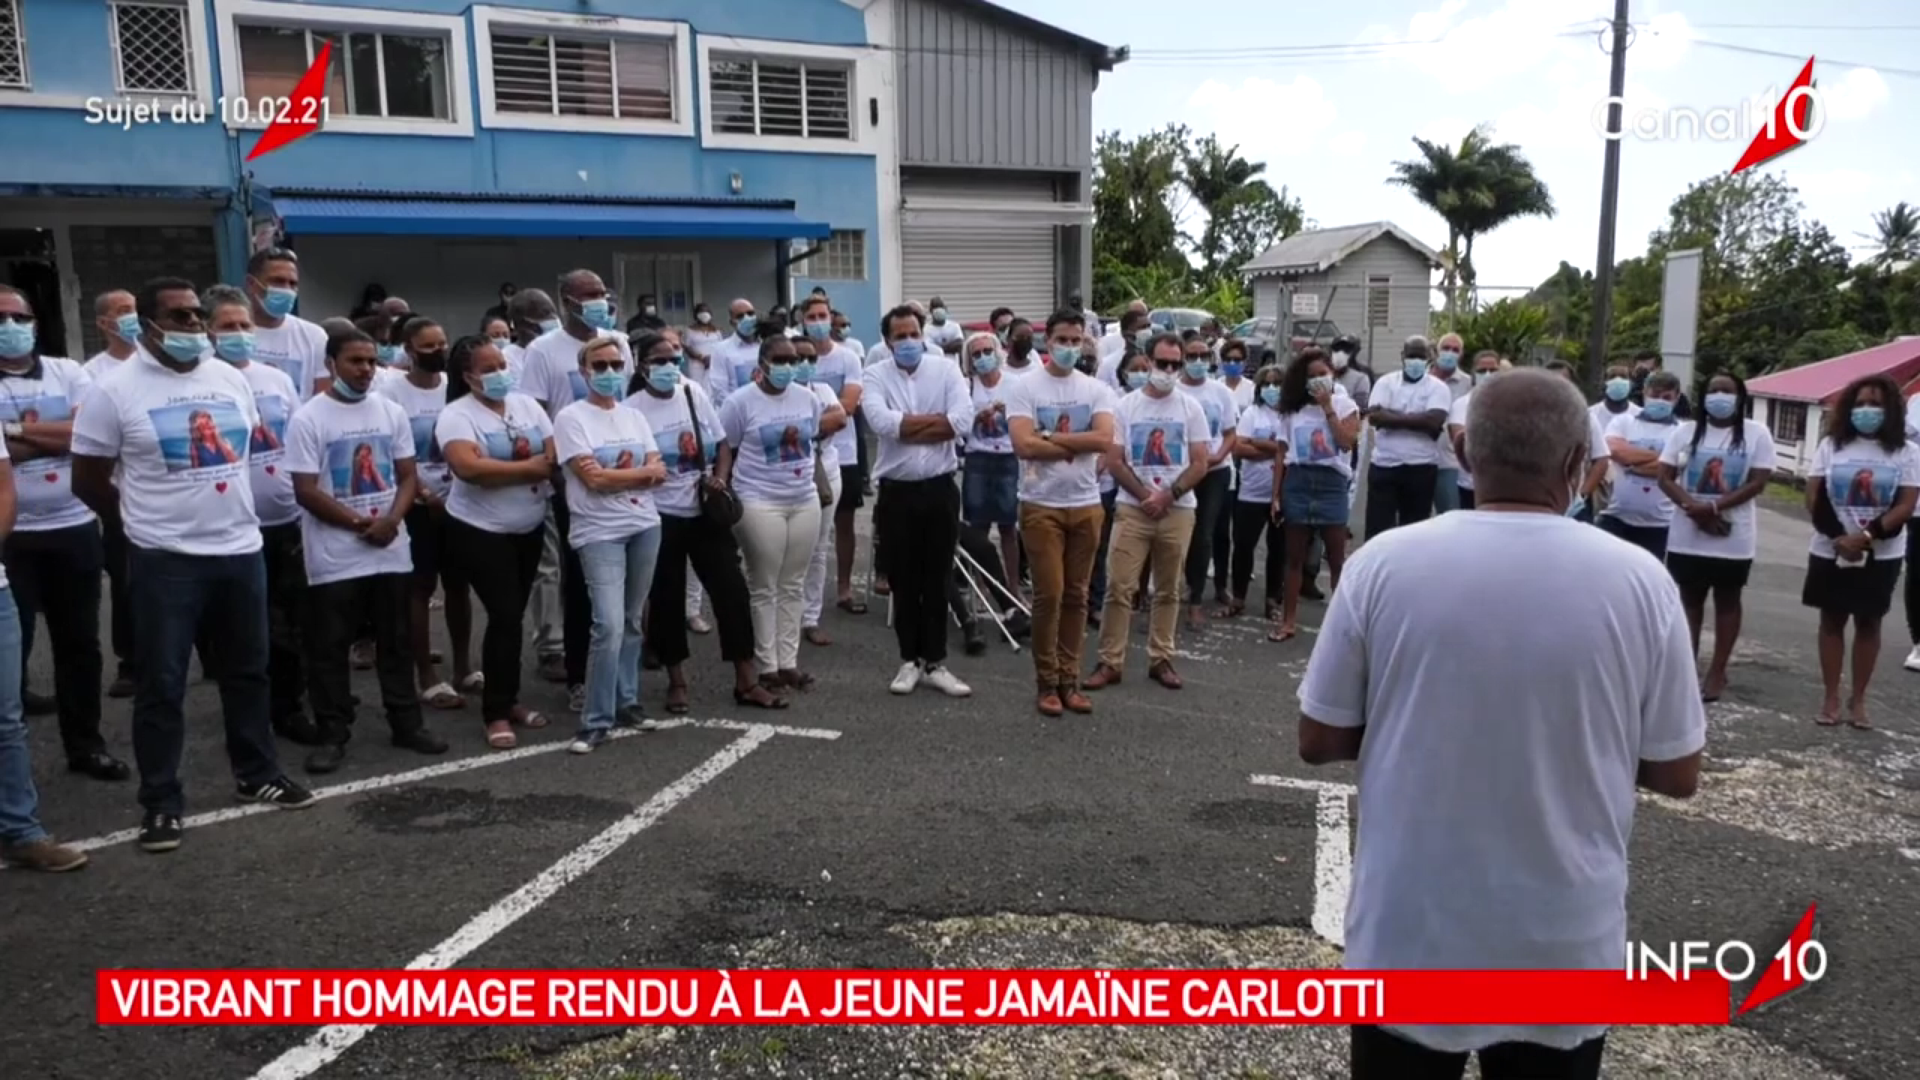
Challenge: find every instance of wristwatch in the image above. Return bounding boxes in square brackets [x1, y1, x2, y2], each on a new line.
[1040, 429, 1054, 442]
[3, 422, 22, 439]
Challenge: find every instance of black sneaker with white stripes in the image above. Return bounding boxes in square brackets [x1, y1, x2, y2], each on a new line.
[235, 776, 317, 809]
[138, 812, 184, 853]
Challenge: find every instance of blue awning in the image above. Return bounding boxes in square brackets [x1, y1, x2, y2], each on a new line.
[269, 193, 832, 240]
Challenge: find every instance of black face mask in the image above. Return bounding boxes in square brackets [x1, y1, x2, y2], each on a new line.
[1010, 337, 1032, 356]
[413, 349, 447, 373]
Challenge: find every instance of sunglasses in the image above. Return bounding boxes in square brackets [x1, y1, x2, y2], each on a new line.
[1152, 359, 1184, 372]
[0, 312, 33, 325]
[585, 358, 625, 373]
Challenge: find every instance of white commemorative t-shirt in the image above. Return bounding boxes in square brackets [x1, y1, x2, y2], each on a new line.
[554, 399, 663, 547]
[251, 315, 329, 401]
[710, 334, 763, 399]
[0, 356, 96, 532]
[1281, 390, 1360, 480]
[1659, 419, 1776, 561]
[1434, 372, 1473, 471]
[1367, 371, 1453, 468]
[83, 351, 130, 382]
[682, 326, 725, 390]
[501, 342, 528, 383]
[925, 319, 965, 355]
[1177, 377, 1237, 473]
[623, 381, 724, 519]
[435, 392, 554, 535]
[373, 369, 452, 501]
[807, 382, 842, 473]
[232, 360, 299, 527]
[1447, 391, 1477, 492]
[1591, 400, 1640, 443]
[1004, 367, 1112, 509]
[1224, 377, 1256, 416]
[718, 382, 823, 506]
[71, 348, 262, 556]
[283, 393, 415, 585]
[964, 372, 1019, 456]
[1808, 436, 1920, 562]
[517, 327, 632, 419]
[1602, 413, 1680, 529]
[1111, 388, 1210, 511]
[813, 342, 864, 461]
[1235, 402, 1285, 505]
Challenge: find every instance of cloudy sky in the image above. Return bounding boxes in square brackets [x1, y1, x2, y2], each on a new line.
[1011, 0, 1911, 298]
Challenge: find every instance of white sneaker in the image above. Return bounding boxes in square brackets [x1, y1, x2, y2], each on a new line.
[1905, 644, 1920, 673]
[890, 662, 922, 695]
[921, 664, 972, 698]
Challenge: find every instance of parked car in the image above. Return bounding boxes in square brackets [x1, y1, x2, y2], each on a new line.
[1149, 307, 1218, 336]
[1230, 317, 1347, 366]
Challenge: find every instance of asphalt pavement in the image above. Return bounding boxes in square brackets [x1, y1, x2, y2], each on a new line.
[3, 501, 1917, 1080]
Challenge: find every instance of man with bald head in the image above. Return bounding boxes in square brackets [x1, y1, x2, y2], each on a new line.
[1361, 335, 1452, 539]
[83, 290, 139, 382]
[702, 297, 761, 402]
[1298, 367, 1706, 1079]
[505, 288, 558, 381]
[82, 289, 145, 695]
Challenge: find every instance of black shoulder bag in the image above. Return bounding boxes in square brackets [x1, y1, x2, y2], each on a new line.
[686, 384, 742, 527]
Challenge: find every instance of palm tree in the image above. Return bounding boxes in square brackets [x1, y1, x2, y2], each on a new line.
[1860, 201, 1919, 267]
[1388, 124, 1555, 312]
[1180, 136, 1271, 276]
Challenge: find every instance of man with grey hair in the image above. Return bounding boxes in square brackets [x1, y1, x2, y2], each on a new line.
[1430, 331, 1473, 514]
[1298, 367, 1705, 1079]
[1360, 335, 1452, 539]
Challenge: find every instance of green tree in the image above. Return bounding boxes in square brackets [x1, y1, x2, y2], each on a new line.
[1387, 124, 1554, 313]
[1859, 201, 1920, 267]
[1179, 136, 1304, 279]
[1091, 125, 1189, 310]
[1444, 298, 1554, 363]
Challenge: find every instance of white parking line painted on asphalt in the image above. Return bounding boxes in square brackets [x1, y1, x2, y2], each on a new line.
[247, 725, 779, 1080]
[1251, 774, 1354, 948]
[59, 718, 839, 855]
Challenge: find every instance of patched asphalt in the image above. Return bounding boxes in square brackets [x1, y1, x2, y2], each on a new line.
[3, 501, 1917, 1080]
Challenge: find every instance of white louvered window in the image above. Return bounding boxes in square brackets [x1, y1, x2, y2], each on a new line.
[809, 230, 866, 281]
[1366, 274, 1391, 328]
[0, 0, 25, 90]
[489, 29, 674, 121]
[708, 53, 851, 142]
[111, 1, 194, 94]
[236, 23, 451, 120]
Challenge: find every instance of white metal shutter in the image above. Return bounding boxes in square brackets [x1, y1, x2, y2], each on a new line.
[901, 225, 1054, 323]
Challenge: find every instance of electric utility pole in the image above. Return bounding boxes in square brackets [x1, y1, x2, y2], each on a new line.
[1585, 0, 1631, 391]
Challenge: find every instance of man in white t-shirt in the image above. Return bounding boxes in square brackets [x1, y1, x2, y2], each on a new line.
[83, 289, 144, 694]
[710, 298, 764, 401]
[243, 247, 330, 401]
[1096, 309, 1151, 389]
[504, 288, 560, 383]
[796, 296, 869, 615]
[924, 297, 965, 357]
[1362, 336, 1453, 540]
[1445, 351, 1504, 511]
[0, 285, 123, 781]
[1298, 368, 1705, 1078]
[1429, 332, 1474, 514]
[1005, 310, 1115, 717]
[83, 289, 139, 382]
[1176, 332, 1238, 624]
[286, 329, 448, 774]
[1085, 333, 1211, 693]
[1546, 360, 1613, 522]
[71, 277, 315, 855]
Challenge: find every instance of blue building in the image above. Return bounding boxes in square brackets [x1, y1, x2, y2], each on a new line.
[0, 0, 1119, 358]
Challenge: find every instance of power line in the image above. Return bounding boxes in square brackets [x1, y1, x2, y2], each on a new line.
[1682, 37, 1920, 79]
[1684, 22, 1920, 32]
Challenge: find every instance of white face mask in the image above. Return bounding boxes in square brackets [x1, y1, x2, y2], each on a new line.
[1331, 351, 1350, 371]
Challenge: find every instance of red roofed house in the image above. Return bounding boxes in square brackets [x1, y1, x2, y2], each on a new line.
[1744, 336, 1920, 477]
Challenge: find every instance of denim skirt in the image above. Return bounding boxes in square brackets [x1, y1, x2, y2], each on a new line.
[961, 452, 1020, 526]
[1281, 464, 1350, 527]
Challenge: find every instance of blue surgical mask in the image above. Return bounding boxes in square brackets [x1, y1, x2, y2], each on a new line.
[1134, 330, 1153, 348]
[1308, 375, 1334, 398]
[1605, 377, 1631, 402]
[1704, 392, 1737, 420]
[794, 359, 817, 384]
[931, 308, 948, 324]
[736, 315, 757, 338]
[577, 299, 614, 330]
[1403, 359, 1428, 381]
[377, 344, 402, 366]
[261, 286, 298, 319]
[1640, 399, 1675, 422]
[1852, 406, 1885, 435]
[765, 363, 795, 390]
[1259, 385, 1282, 407]
[971, 352, 999, 376]
[1184, 359, 1209, 381]
[538, 318, 562, 335]
[114, 313, 141, 342]
[161, 331, 207, 364]
[892, 339, 924, 370]
[589, 369, 627, 398]
[214, 331, 254, 364]
[1124, 370, 1149, 390]
[1475, 370, 1498, 386]
[332, 376, 367, 402]
[803, 320, 832, 341]
[1049, 345, 1080, 371]
[1221, 361, 1244, 378]
[479, 370, 515, 401]
[672, 351, 688, 375]
[0, 321, 34, 358]
[1436, 350, 1460, 371]
[647, 364, 681, 392]
[489, 335, 511, 351]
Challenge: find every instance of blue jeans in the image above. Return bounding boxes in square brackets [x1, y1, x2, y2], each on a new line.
[0, 590, 46, 846]
[1089, 488, 1118, 615]
[129, 546, 282, 816]
[1432, 468, 1461, 513]
[576, 528, 663, 733]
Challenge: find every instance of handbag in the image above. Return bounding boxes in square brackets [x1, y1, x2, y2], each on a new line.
[685, 385, 742, 527]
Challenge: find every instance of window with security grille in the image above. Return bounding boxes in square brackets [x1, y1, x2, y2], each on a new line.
[0, 0, 26, 89]
[1366, 274, 1391, 328]
[112, 1, 194, 94]
[488, 29, 674, 121]
[809, 230, 866, 281]
[709, 54, 852, 141]
[237, 23, 450, 120]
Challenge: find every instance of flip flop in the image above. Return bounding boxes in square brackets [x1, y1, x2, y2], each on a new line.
[804, 626, 832, 646]
[1268, 626, 1296, 643]
[665, 684, 691, 715]
[837, 598, 868, 615]
[1847, 716, 1873, 730]
[1214, 602, 1245, 619]
[734, 685, 790, 710]
[458, 671, 485, 692]
[486, 721, 517, 749]
[1815, 712, 1841, 727]
[512, 708, 549, 729]
[419, 682, 464, 710]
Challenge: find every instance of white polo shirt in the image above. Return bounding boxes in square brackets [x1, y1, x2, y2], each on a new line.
[1366, 370, 1453, 468]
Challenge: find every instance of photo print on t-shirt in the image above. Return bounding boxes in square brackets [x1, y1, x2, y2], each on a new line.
[975, 407, 1008, 440]
[251, 394, 289, 455]
[594, 444, 638, 470]
[758, 418, 816, 466]
[1684, 448, 1747, 496]
[150, 401, 248, 474]
[1831, 460, 1896, 512]
[659, 424, 710, 474]
[1130, 422, 1184, 469]
[1201, 400, 1223, 438]
[480, 425, 544, 462]
[0, 389, 71, 427]
[1036, 402, 1092, 436]
[326, 435, 396, 499]
[1293, 415, 1338, 462]
[409, 413, 442, 466]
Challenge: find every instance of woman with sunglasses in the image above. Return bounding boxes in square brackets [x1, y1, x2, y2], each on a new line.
[436, 336, 557, 748]
[623, 334, 783, 712]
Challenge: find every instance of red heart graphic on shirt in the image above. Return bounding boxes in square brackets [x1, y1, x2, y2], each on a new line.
[629, 498, 640, 505]
[367, 506, 379, 517]
[1151, 477, 1164, 486]
[265, 465, 276, 475]
[215, 482, 228, 493]
[43, 473, 57, 483]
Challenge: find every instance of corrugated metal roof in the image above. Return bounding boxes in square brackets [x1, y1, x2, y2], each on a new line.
[1242, 221, 1442, 277]
[958, 0, 1125, 68]
[1747, 336, 1920, 403]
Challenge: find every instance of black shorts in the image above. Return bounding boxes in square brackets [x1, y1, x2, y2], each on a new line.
[836, 464, 865, 513]
[407, 502, 458, 586]
[1801, 553, 1903, 619]
[1666, 551, 1752, 595]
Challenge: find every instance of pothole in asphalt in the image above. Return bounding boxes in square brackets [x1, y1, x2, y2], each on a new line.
[349, 786, 628, 836]
[492, 914, 1840, 1079]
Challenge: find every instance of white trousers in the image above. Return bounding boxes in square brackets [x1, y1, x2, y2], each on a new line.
[735, 499, 823, 674]
[802, 468, 844, 627]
